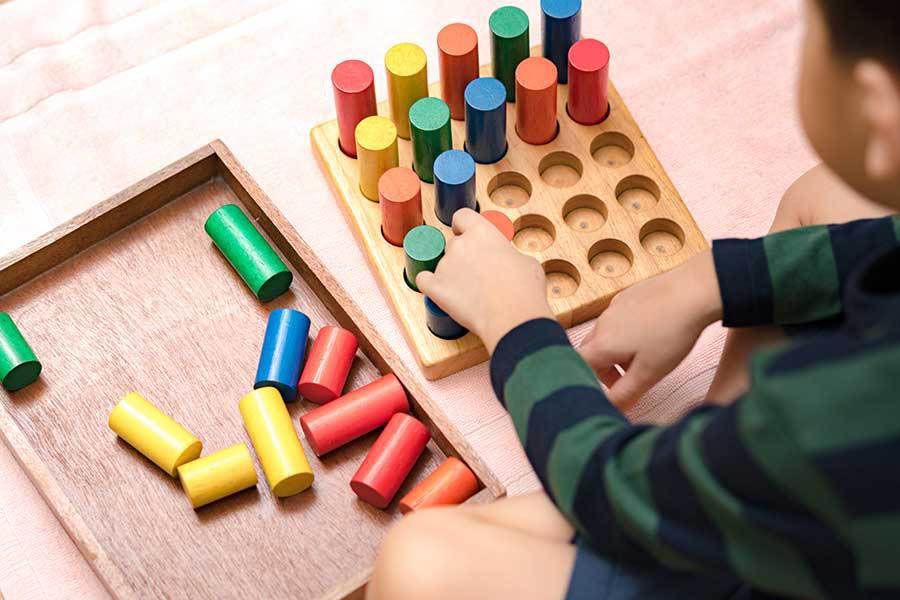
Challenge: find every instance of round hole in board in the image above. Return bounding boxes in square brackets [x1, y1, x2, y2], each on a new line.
[512, 214, 556, 254]
[539, 151, 583, 188]
[543, 259, 581, 299]
[487, 172, 533, 209]
[588, 239, 634, 278]
[563, 195, 608, 233]
[590, 132, 635, 168]
[615, 175, 661, 213]
[640, 219, 685, 257]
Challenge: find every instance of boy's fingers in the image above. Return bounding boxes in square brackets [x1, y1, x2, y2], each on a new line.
[577, 339, 623, 373]
[415, 270, 436, 296]
[451, 208, 481, 235]
[607, 361, 654, 412]
[598, 366, 621, 389]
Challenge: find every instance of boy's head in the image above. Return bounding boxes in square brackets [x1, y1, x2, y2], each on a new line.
[800, 0, 900, 208]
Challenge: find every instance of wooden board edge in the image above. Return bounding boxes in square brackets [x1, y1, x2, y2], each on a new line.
[0, 408, 136, 600]
[213, 140, 505, 500]
[0, 146, 219, 296]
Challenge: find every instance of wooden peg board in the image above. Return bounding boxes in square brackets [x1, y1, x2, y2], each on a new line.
[0, 142, 503, 600]
[312, 47, 708, 380]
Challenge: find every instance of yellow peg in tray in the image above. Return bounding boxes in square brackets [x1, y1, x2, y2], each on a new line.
[178, 444, 258, 509]
[240, 387, 314, 497]
[108, 392, 202, 476]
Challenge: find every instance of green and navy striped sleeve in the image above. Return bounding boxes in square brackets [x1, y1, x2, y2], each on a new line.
[491, 318, 900, 598]
[713, 215, 900, 327]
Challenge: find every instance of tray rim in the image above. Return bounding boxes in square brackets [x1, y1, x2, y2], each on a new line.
[0, 140, 505, 600]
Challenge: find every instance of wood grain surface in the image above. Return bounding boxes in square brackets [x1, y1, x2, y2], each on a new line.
[312, 46, 709, 380]
[0, 143, 503, 599]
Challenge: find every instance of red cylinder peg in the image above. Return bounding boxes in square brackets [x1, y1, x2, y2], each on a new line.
[351, 413, 431, 509]
[299, 373, 408, 456]
[332, 60, 377, 158]
[515, 57, 558, 145]
[298, 326, 359, 404]
[438, 23, 480, 121]
[379, 167, 424, 246]
[482, 210, 515, 241]
[567, 39, 611, 125]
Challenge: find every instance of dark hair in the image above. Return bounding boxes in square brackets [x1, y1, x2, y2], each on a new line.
[817, 1, 900, 63]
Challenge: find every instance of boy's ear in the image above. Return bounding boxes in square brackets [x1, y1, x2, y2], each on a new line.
[856, 60, 900, 181]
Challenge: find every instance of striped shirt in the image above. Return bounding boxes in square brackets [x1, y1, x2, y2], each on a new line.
[490, 215, 900, 599]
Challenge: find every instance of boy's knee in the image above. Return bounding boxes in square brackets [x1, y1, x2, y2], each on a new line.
[368, 510, 461, 600]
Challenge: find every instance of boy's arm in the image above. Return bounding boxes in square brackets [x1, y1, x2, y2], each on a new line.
[492, 317, 869, 599]
[714, 215, 900, 327]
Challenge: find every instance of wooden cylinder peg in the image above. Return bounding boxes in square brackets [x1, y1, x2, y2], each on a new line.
[0, 313, 41, 391]
[424, 296, 467, 340]
[541, 0, 582, 83]
[298, 325, 359, 404]
[482, 210, 515, 241]
[515, 57, 558, 145]
[331, 60, 377, 157]
[379, 167, 423, 247]
[465, 77, 508, 164]
[299, 373, 409, 456]
[178, 444, 258, 509]
[433, 150, 477, 226]
[409, 97, 453, 184]
[399, 456, 479, 513]
[356, 116, 399, 201]
[239, 387, 314, 497]
[568, 39, 611, 125]
[254, 308, 311, 402]
[204, 204, 293, 302]
[438, 23, 479, 120]
[403, 225, 445, 292]
[351, 413, 431, 509]
[489, 6, 530, 102]
[108, 392, 202, 477]
[385, 43, 428, 140]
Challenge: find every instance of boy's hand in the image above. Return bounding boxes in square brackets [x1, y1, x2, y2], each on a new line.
[416, 209, 553, 354]
[578, 251, 723, 411]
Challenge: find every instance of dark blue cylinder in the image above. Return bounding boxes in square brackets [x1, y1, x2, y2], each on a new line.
[542, 0, 581, 83]
[465, 78, 508, 164]
[424, 296, 468, 340]
[433, 150, 477, 226]
[254, 308, 311, 402]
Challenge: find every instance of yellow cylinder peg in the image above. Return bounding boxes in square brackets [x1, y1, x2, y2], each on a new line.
[177, 444, 258, 509]
[385, 43, 428, 140]
[239, 387, 314, 497]
[108, 392, 202, 476]
[356, 116, 399, 201]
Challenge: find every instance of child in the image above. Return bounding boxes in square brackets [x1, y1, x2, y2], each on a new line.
[369, 1, 900, 598]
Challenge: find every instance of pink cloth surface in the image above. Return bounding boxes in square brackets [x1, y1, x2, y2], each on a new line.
[0, 0, 814, 597]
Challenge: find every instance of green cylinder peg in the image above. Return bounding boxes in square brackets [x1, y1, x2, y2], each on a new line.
[490, 6, 531, 102]
[0, 313, 41, 391]
[204, 204, 293, 302]
[403, 225, 446, 292]
[409, 97, 453, 184]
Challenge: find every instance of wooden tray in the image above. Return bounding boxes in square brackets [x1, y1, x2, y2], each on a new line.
[0, 141, 504, 600]
[312, 46, 709, 380]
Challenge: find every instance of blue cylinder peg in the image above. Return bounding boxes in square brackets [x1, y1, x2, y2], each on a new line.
[542, 0, 582, 83]
[424, 296, 468, 340]
[254, 308, 311, 402]
[433, 150, 477, 226]
[465, 78, 508, 164]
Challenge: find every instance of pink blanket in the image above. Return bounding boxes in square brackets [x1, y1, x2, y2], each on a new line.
[0, 0, 813, 596]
